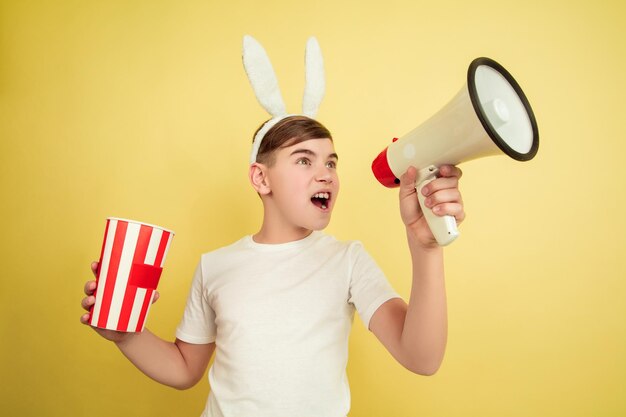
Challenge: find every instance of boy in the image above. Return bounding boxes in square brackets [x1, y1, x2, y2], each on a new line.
[81, 116, 464, 416]
[80, 37, 465, 416]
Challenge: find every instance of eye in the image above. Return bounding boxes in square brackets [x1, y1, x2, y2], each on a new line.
[326, 160, 337, 169]
[296, 158, 311, 166]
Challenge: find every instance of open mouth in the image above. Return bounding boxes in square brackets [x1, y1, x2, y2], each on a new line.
[311, 192, 331, 210]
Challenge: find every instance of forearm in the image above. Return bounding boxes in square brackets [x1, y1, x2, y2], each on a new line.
[400, 229, 448, 374]
[115, 329, 198, 389]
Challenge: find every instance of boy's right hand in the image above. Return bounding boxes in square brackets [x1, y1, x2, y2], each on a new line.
[80, 261, 159, 344]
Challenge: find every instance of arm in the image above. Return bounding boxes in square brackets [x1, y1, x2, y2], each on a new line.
[81, 264, 215, 390]
[115, 331, 215, 390]
[369, 165, 464, 375]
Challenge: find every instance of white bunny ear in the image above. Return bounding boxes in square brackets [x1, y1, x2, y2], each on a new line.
[242, 35, 287, 117]
[302, 37, 325, 118]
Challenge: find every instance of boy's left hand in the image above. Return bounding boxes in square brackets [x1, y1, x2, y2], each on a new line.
[399, 165, 465, 248]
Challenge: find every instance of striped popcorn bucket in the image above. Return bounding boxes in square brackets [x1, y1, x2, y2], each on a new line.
[89, 218, 174, 332]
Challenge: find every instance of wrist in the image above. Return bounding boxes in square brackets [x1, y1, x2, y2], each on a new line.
[406, 226, 442, 254]
[113, 331, 137, 348]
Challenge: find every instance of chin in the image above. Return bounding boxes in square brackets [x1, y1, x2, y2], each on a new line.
[310, 218, 332, 231]
[298, 206, 334, 231]
[299, 215, 331, 232]
[311, 225, 329, 232]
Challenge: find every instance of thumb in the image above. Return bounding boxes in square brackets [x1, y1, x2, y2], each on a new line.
[399, 166, 418, 198]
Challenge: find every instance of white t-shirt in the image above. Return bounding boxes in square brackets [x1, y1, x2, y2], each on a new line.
[176, 231, 399, 417]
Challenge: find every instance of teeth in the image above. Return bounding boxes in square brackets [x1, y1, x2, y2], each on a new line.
[313, 193, 330, 199]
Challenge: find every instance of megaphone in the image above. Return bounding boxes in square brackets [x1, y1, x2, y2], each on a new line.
[372, 57, 539, 246]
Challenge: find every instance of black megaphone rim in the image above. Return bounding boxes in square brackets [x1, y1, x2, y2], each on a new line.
[467, 57, 539, 162]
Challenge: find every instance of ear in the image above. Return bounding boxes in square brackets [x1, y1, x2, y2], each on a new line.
[249, 163, 271, 195]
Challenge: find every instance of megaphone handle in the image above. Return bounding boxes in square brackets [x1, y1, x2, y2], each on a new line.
[416, 166, 460, 246]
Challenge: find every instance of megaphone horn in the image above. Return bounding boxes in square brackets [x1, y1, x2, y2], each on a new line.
[372, 57, 539, 246]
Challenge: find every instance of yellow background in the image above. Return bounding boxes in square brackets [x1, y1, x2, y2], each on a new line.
[1, 0, 625, 415]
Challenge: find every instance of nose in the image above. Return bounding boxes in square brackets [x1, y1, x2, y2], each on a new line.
[316, 165, 333, 183]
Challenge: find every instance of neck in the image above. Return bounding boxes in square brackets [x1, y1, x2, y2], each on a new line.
[253, 226, 313, 244]
[253, 217, 313, 244]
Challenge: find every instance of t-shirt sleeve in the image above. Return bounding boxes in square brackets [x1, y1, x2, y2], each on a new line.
[347, 242, 401, 330]
[175, 260, 217, 344]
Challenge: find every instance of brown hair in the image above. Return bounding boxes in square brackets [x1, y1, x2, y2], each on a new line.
[253, 115, 332, 166]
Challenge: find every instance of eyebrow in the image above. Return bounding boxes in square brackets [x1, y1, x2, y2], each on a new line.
[290, 148, 339, 161]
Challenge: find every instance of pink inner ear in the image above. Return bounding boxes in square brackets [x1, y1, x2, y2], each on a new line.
[129, 263, 163, 290]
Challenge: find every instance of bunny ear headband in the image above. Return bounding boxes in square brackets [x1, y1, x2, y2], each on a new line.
[242, 35, 326, 164]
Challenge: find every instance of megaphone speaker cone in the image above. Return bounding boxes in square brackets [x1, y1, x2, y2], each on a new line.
[468, 57, 539, 161]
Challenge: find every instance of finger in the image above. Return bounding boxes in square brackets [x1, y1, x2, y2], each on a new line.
[152, 291, 160, 304]
[432, 202, 466, 223]
[423, 188, 463, 209]
[81, 295, 96, 311]
[80, 313, 91, 325]
[438, 165, 463, 179]
[421, 177, 459, 197]
[84, 280, 97, 296]
[84, 280, 97, 295]
[91, 261, 99, 277]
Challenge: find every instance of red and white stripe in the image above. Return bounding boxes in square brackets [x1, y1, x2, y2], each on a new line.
[89, 218, 174, 332]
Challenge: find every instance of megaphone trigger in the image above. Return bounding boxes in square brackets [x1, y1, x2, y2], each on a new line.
[416, 166, 460, 246]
